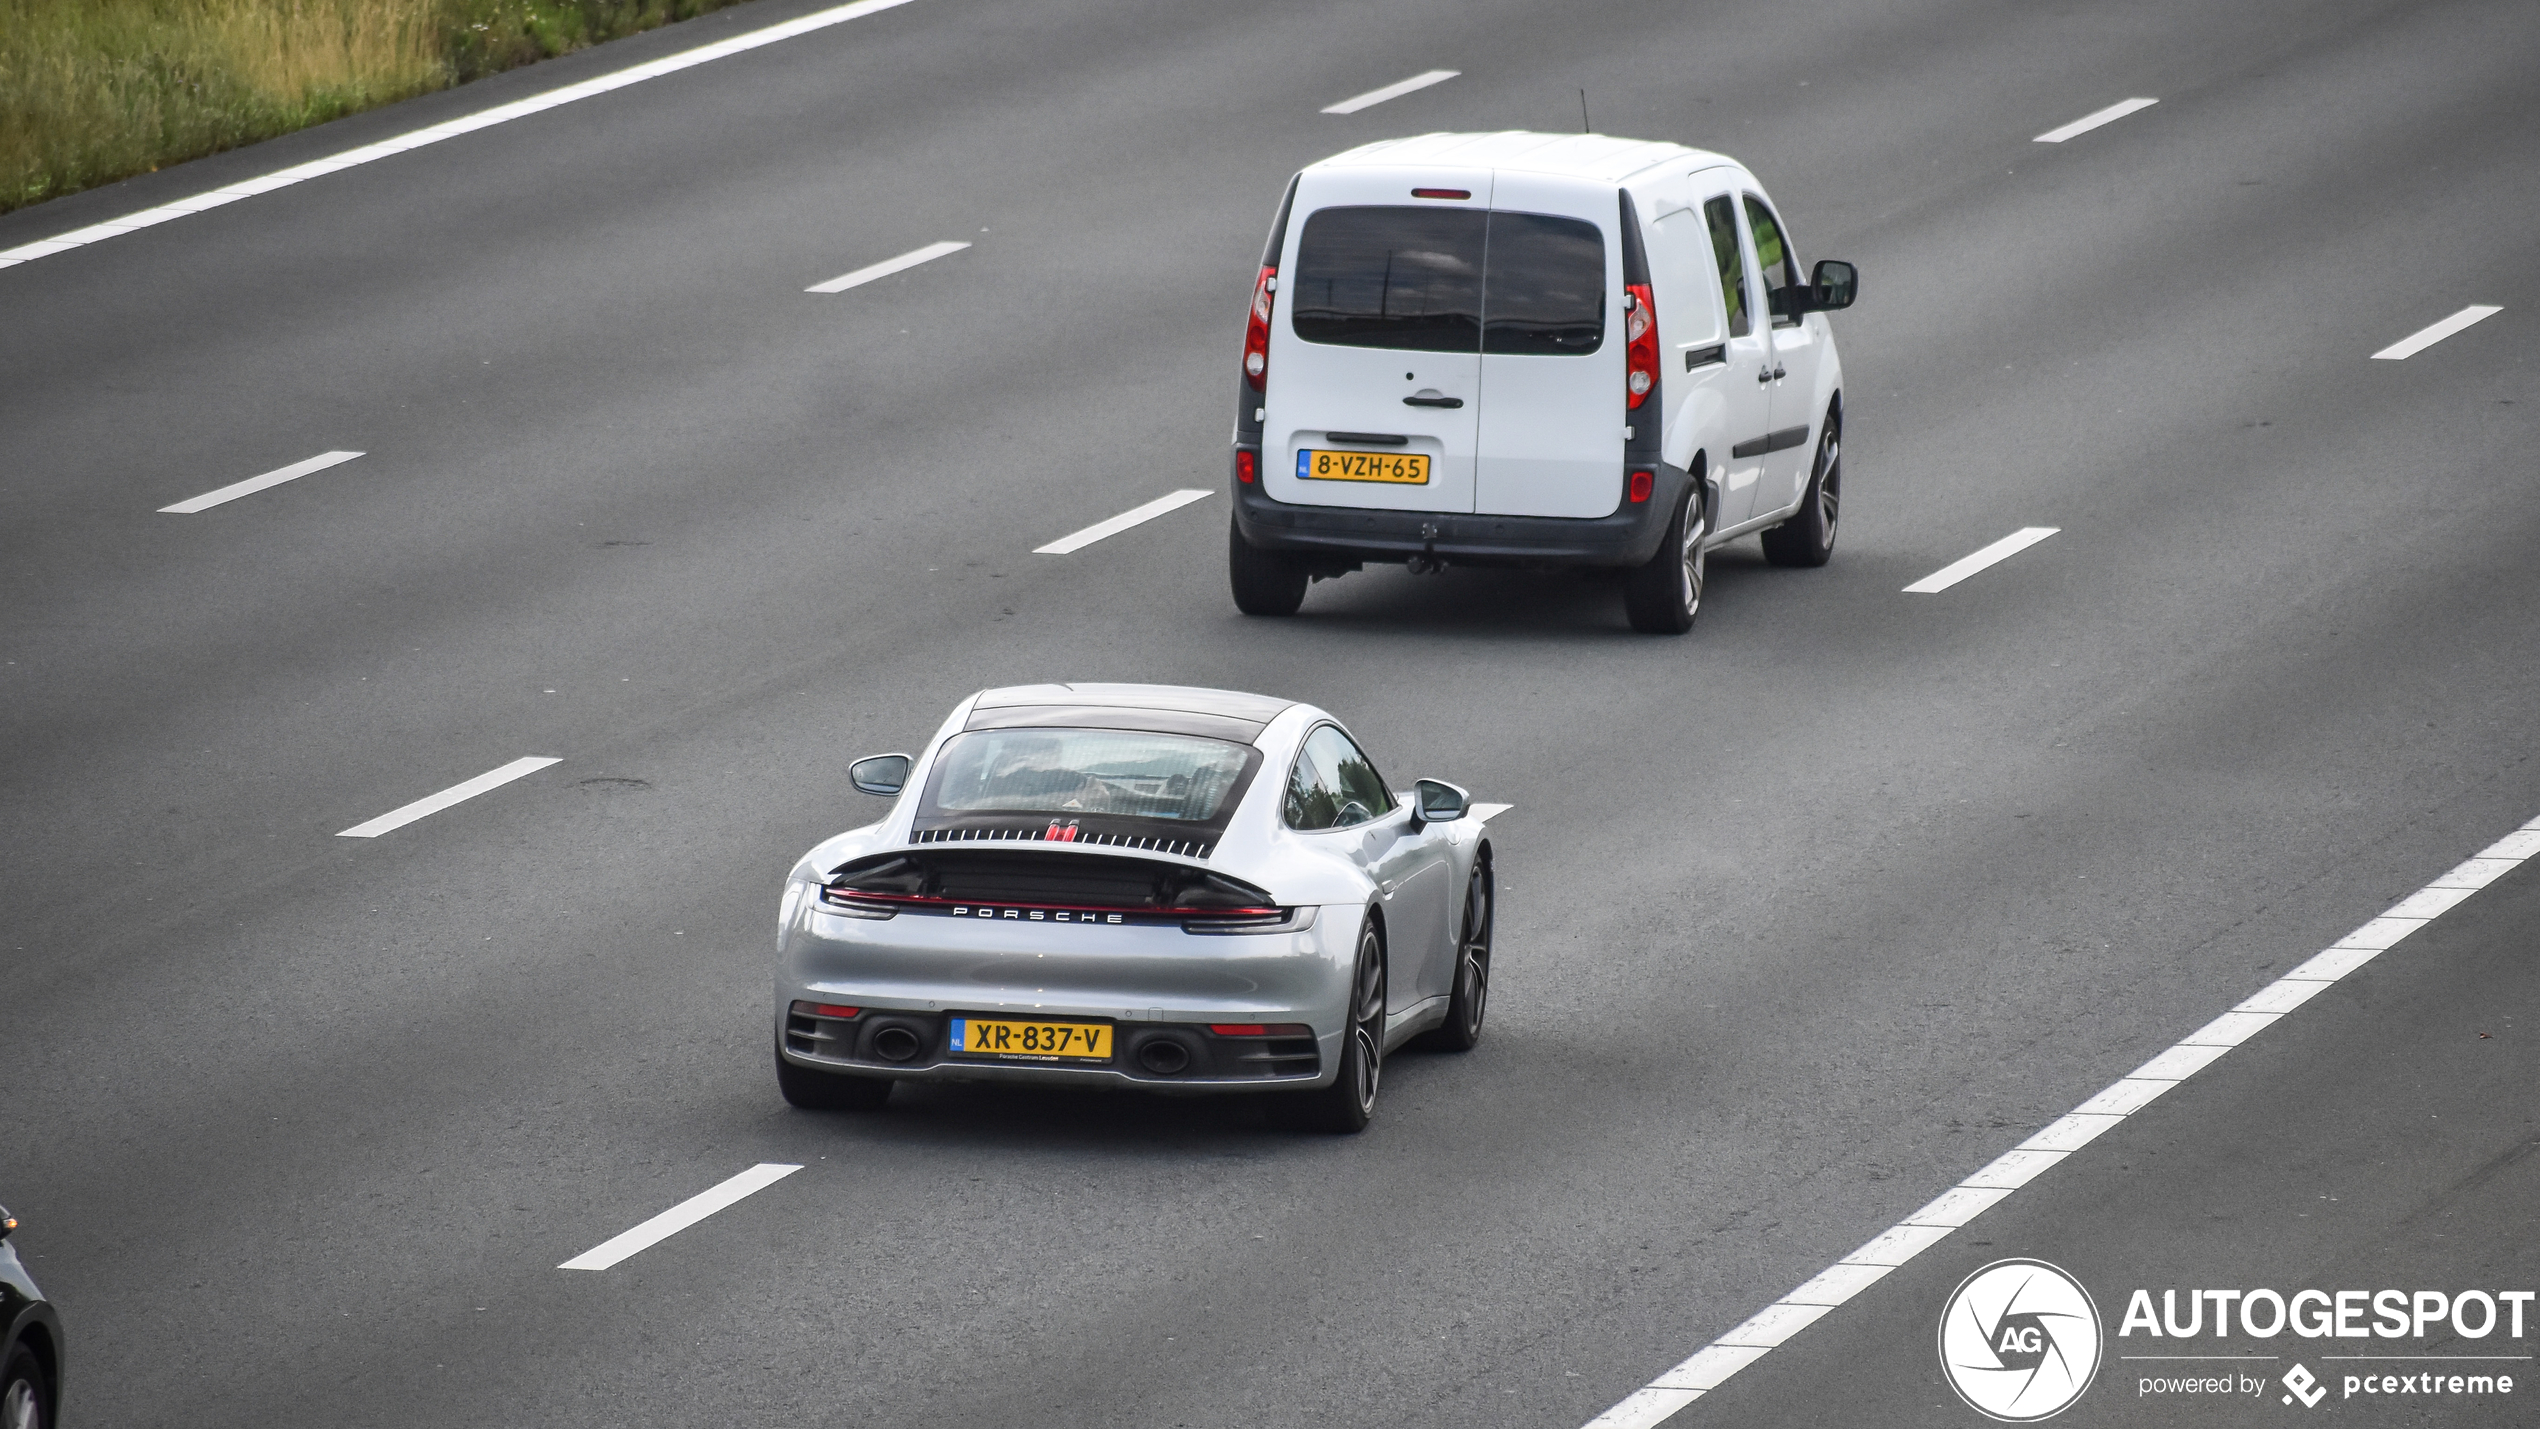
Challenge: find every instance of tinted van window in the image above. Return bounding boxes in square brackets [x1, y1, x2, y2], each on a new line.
[1481, 211, 1605, 355]
[1291, 206, 1485, 352]
[1702, 195, 1750, 338]
[1743, 195, 1800, 325]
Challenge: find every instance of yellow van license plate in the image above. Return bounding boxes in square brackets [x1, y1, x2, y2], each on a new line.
[1300, 449, 1430, 484]
[949, 1017, 1112, 1061]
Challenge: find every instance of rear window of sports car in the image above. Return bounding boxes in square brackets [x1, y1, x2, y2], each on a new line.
[922, 729, 1253, 823]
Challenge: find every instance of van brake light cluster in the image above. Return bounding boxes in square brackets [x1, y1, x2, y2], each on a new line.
[1243, 266, 1277, 391]
[1623, 284, 1658, 409]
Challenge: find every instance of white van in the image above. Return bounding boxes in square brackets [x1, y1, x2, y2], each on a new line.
[1227, 132, 1857, 633]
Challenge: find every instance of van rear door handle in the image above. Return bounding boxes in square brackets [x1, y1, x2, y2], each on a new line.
[1757, 368, 1773, 385]
[1403, 395, 1463, 408]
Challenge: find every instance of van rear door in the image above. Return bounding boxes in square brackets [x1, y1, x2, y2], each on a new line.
[1262, 169, 1491, 515]
[1472, 172, 1623, 519]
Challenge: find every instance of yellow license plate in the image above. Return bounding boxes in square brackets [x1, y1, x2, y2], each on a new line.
[1299, 448, 1430, 484]
[949, 1017, 1113, 1061]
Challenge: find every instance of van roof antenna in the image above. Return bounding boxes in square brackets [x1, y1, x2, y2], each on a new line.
[1579, 89, 1591, 134]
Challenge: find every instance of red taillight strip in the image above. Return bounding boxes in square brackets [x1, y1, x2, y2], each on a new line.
[1209, 1023, 1313, 1037]
[825, 888, 1282, 920]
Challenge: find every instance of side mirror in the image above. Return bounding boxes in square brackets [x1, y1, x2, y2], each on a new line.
[849, 753, 913, 797]
[1412, 778, 1469, 825]
[1799, 258, 1857, 313]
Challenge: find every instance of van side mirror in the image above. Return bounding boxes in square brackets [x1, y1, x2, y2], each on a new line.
[1411, 778, 1469, 825]
[1799, 259, 1857, 313]
[849, 753, 913, 796]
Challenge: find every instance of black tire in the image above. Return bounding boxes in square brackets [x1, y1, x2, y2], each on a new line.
[1623, 479, 1706, 634]
[1228, 517, 1309, 616]
[1273, 921, 1385, 1133]
[1416, 857, 1492, 1052]
[775, 1048, 893, 1111]
[3, 1342, 51, 1429]
[1761, 410, 1840, 568]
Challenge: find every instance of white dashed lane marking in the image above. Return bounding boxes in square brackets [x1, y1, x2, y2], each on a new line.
[559, 1163, 801, 1271]
[336, 756, 560, 838]
[1321, 70, 1459, 115]
[2033, 97, 2158, 143]
[1580, 814, 2540, 1429]
[2371, 305, 2502, 360]
[1901, 526, 2058, 594]
[1034, 489, 1211, 555]
[159, 450, 362, 513]
[0, 0, 921, 272]
[805, 240, 970, 293]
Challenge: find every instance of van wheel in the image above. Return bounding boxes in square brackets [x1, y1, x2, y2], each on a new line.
[1623, 482, 1705, 634]
[1762, 414, 1839, 568]
[1228, 518, 1309, 616]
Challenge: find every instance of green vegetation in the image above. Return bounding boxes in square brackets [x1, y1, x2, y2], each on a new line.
[1, 0, 752, 215]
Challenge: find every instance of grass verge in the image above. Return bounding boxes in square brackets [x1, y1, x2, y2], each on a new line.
[2, 0, 755, 215]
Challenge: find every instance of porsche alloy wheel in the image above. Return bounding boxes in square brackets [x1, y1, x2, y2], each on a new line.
[1422, 860, 1493, 1052]
[1277, 922, 1385, 1133]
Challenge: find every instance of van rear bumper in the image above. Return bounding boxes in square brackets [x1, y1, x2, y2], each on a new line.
[1231, 460, 1691, 570]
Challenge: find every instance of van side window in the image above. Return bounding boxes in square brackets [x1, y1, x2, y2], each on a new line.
[1481, 211, 1606, 355]
[1702, 196, 1750, 339]
[1743, 195, 1801, 326]
[1284, 725, 1392, 831]
[1290, 206, 1485, 352]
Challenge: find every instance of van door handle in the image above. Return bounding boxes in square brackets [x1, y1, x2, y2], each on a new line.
[1403, 395, 1463, 408]
[1756, 368, 1773, 385]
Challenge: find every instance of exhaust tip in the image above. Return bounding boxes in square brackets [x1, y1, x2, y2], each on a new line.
[872, 1026, 923, 1063]
[1136, 1039, 1192, 1076]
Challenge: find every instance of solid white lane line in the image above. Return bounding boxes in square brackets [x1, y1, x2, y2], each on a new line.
[2033, 97, 2158, 143]
[2371, 305, 2502, 360]
[0, 0, 921, 273]
[158, 450, 362, 513]
[1579, 810, 2540, 1429]
[1471, 803, 1514, 822]
[1034, 489, 1211, 554]
[805, 240, 970, 293]
[559, 1163, 801, 1271]
[1321, 70, 1459, 115]
[336, 756, 560, 838]
[1901, 526, 2058, 593]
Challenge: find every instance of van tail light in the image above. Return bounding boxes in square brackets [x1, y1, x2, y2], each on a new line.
[1243, 266, 1277, 392]
[1235, 450, 1257, 484]
[1623, 283, 1658, 409]
[1627, 469, 1654, 503]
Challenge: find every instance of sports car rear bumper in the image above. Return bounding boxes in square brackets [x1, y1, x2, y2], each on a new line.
[776, 894, 1356, 1092]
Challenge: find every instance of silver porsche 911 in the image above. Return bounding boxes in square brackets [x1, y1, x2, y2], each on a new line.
[772, 683, 1497, 1132]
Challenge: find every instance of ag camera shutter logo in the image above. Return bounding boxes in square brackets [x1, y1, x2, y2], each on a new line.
[1939, 1259, 2104, 1421]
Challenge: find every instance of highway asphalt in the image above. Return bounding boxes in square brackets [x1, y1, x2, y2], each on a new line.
[1, 0, 2534, 1424]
